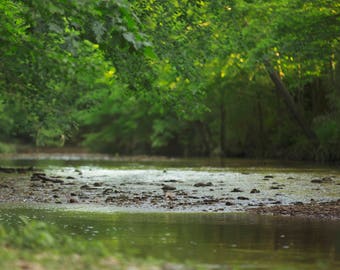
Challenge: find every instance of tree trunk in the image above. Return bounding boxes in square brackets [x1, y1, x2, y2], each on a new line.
[256, 91, 265, 157]
[264, 62, 319, 144]
[219, 89, 226, 157]
[195, 120, 213, 156]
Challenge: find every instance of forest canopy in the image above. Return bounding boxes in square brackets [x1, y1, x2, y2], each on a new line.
[0, 0, 339, 161]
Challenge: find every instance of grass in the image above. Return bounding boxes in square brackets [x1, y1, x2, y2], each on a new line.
[0, 216, 336, 270]
[0, 141, 16, 153]
[0, 218, 199, 270]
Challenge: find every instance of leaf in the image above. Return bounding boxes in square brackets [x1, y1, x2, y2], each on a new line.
[91, 21, 106, 43]
[143, 46, 157, 59]
[122, 32, 137, 48]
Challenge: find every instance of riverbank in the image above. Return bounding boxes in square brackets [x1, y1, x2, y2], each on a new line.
[0, 162, 339, 219]
[248, 200, 340, 220]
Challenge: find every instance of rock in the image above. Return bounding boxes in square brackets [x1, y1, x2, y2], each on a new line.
[70, 192, 77, 196]
[311, 179, 322, 183]
[164, 179, 179, 183]
[225, 201, 234, 206]
[264, 175, 274, 178]
[105, 196, 114, 203]
[30, 173, 64, 184]
[30, 173, 46, 181]
[162, 184, 176, 191]
[294, 201, 304, 205]
[66, 176, 75, 179]
[69, 198, 78, 203]
[231, 188, 243, 192]
[311, 177, 333, 183]
[74, 169, 82, 175]
[165, 191, 175, 200]
[203, 199, 219, 204]
[321, 177, 333, 182]
[194, 182, 213, 187]
[80, 184, 90, 190]
[93, 182, 103, 187]
[272, 201, 281, 204]
[103, 188, 113, 195]
[237, 196, 249, 200]
[250, 189, 260, 193]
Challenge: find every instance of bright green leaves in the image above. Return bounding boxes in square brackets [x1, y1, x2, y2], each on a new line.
[0, 0, 145, 146]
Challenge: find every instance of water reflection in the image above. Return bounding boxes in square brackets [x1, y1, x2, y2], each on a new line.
[0, 153, 339, 172]
[0, 207, 339, 269]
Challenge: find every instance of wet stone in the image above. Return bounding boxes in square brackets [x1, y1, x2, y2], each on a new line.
[272, 201, 281, 204]
[194, 182, 213, 187]
[94, 182, 103, 187]
[311, 177, 334, 184]
[103, 188, 113, 195]
[162, 184, 176, 191]
[164, 179, 179, 183]
[225, 201, 234, 206]
[250, 189, 260, 194]
[237, 196, 249, 200]
[105, 196, 114, 203]
[294, 201, 304, 205]
[231, 188, 243, 192]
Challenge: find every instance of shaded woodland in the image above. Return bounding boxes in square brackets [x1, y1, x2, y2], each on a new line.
[1, 0, 340, 161]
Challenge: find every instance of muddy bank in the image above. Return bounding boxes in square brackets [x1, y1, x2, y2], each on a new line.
[0, 166, 339, 219]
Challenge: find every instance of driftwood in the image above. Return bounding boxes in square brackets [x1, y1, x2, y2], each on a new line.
[30, 173, 64, 184]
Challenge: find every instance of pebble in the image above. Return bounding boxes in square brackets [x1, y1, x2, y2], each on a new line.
[194, 182, 213, 187]
[162, 185, 176, 191]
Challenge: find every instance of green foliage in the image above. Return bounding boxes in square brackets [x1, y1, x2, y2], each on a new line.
[0, 0, 146, 146]
[3, 217, 61, 250]
[1, 0, 340, 160]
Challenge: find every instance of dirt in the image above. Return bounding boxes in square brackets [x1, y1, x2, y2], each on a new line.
[248, 200, 340, 220]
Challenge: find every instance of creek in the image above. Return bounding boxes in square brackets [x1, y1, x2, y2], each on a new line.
[0, 154, 339, 269]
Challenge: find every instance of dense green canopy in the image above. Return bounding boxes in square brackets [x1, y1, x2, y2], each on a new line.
[1, 0, 339, 161]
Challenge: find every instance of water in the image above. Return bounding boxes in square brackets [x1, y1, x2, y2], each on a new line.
[0, 206, 339, 269]
[0, 154, 339, 269]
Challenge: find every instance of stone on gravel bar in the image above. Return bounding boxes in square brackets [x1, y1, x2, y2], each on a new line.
[162, 184, 176, 191]
[194, 182, 213, 187]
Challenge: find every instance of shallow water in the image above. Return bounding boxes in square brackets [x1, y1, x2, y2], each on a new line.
[0, 154, 339, 210]
[0, 206, 339, 269]
[0, 154, 339, 269]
